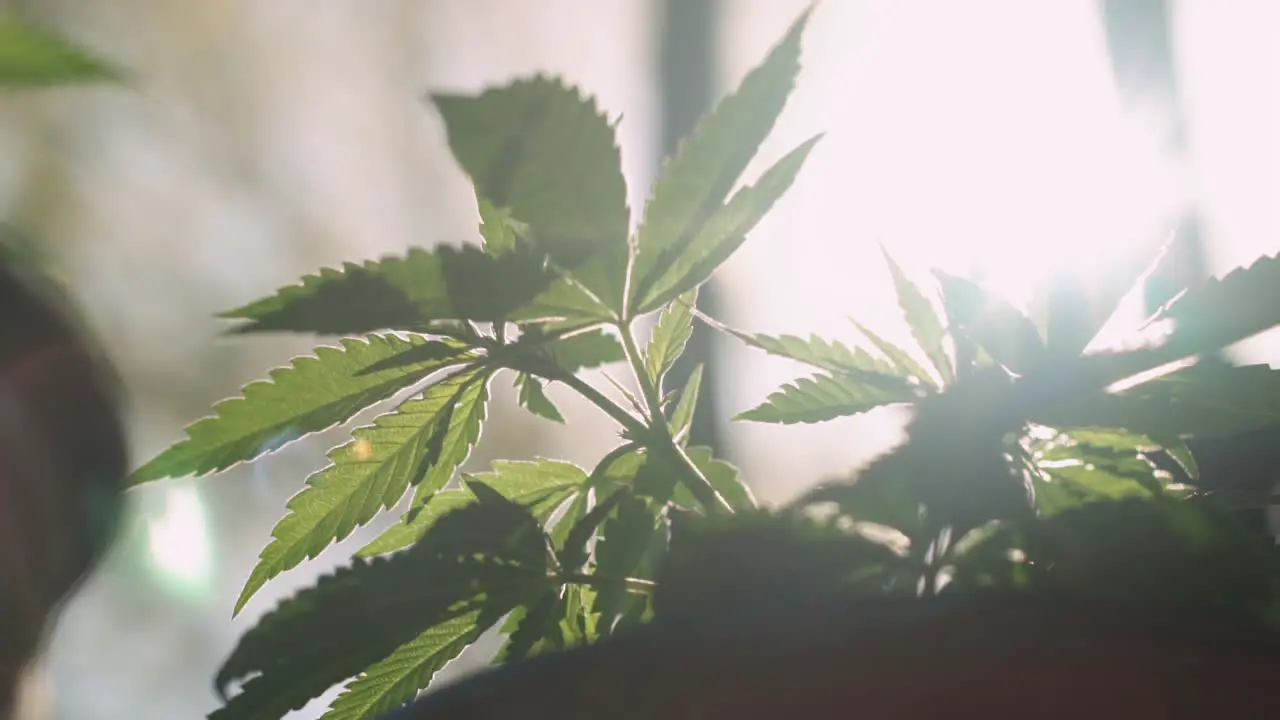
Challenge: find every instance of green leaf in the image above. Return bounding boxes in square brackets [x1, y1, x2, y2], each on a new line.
[881, 248, 953, 385]
[645, 290, 697, 387]
[432, 75, 630, 311]
[630, 9, 811, 313]
[669, 363, 703, 441]
[1033, 363, 1280, 439]
[355, 490, 473, 559]
[634, 136, 821, 313]
[545, 328, 625, 373]
[0, 18, 121, 86]
[220, 244, 557, 334]
[130, 335, 458, 485]
[737, 372, 919, 425]
[556, 485, 633, 573]
[359, 458, 586, 558]
[212, 496, 547, 720]
[233, 370, 490, 615]
[591, 493, 665, 628]
[478, 198, 524, 256]
[498, 591, 566, 664]
[936, 271, 1047, 374]
[798, 472, 923, 537]
[514, 372, 565, 424]
[322, 612, 481, 720]
[355, 339, 473, 376]
[672, 446, 756, 512]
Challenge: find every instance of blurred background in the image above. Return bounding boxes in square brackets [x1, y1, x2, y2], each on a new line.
[0, 0, 1276, 717]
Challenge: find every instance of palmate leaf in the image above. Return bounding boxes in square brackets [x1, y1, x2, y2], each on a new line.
[738, 371, 920, 425]
[545, 328, 625, 373]
[220, 244, 557, 335]
[630, 8, 811, 315]
[1032, 363, 1280, 439]
[0, 17, 122, 86]
[322, 612, 481, 720]
[881, 249, 953, 385]
[433, 75, 630, 313]
[633, 135, 822, 314]
[358, 458, 587, 558]
[130, 335, 463, 485]
[212, 494, 548, 720]
[936, 271, 1048, 374]
[232, 370, 491, 614]
[1031, 430, 1169, 517]
[645, 289, 697, 387]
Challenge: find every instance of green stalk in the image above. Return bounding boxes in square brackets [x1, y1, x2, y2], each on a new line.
[619, 320, 732, 515]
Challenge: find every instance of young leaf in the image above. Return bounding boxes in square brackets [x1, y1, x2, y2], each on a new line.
[935, 271, 1048, 374]
[359, 458, 587, 558]
[130, 335, 458, 485]
[555, 486, 634, 573]
[634, 136, 822, 313]
[669, 363, 703, 441]
[672, 446, 756, 512]
[478, 198, 524, 256]
[881, 248, 953, 385]
[232, 370, 490, 615]
[322, 612, 482, 720]
[515, 372, 565, 423]
[630, 8, 811, 313]
[432, 76, 630, 311]
[645, 289, 697, 387]
[213, 496, 547, 720]
[737, 372, 919, 425]
[0, 18, 122, 86]
[220, 244, 557, 335]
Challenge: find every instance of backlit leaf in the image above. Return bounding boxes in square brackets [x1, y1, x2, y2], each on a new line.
[130, 335, 459, 484]
[220, 244, 557, 334]
[738, 372, 919, 425]
[631, 9, 811, 314]
[433, 75, 630, 311]
[881, 248, 953, 385]
[645, 290, 697, 387]
[233, 370, 490, 614]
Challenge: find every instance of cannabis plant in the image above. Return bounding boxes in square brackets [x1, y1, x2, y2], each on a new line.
[130, 9, 1280, 719]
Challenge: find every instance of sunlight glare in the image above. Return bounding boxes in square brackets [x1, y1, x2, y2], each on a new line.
[146, 485, 212, 589]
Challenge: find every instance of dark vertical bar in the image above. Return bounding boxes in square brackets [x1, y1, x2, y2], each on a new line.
[656, 0, 726, 455]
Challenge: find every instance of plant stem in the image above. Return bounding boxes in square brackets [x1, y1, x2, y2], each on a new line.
[618, 320, 733, 515]
[556, 371, 649, 439]
[558, 573, 656, 597]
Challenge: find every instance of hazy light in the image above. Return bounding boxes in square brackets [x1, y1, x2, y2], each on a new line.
[146, 485, 212, 590]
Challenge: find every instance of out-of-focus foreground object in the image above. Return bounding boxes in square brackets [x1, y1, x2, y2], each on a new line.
[0, 247, 126, 716]
[386, 595, 1280, 719]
